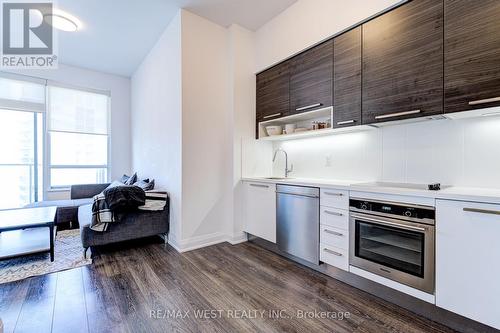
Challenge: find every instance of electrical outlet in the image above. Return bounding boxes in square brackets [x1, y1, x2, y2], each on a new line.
[325, 154, 333, 167]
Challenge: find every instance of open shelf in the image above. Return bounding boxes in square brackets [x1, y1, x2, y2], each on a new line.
[259, 107, 333, 127]
[258, 106, 374, 141]
[258, 126, 373, 141]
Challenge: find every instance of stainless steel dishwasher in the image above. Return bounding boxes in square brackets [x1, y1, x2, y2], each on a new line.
[276, 184, 320, 265]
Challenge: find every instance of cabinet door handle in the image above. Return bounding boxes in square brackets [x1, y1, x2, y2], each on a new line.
[324, 210, 343, 217]
[468, 97, 500, 106]
[296, 103, 322, 112]
[262, 113, 282, 119]
[337, 120, 356, 125]
[375, 110, 421, 120]
[249, 183, 269, 188]
[324, 229, 343, 236]
[324, 248, 342, 256]
[324, 191, 343, 196]
[463, 207, 500, 216]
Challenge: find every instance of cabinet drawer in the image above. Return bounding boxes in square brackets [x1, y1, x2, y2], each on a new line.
[320, 225, 348, 249]
[320, 206, 349, 230]
[320, 243, 348, 271]
[320, 188, 349, 209]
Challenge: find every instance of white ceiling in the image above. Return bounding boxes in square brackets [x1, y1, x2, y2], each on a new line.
[55, 0, 297, 77]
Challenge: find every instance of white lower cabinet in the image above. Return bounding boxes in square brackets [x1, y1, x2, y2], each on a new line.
[319, 187, 349, 271]
[243, 181, 276, 243]
[320, 243, 348, 271]
[436, 199, 500, 330]
[320, 225, 348, 249]
[320, 206, 349, 229]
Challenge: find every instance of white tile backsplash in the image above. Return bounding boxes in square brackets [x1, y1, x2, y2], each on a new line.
[462, 117, 500, 188]
[243, 116, 500, 189]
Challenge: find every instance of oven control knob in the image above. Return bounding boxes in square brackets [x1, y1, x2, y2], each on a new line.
[361, 203, 368, 210]
[404, 211, 412, 217]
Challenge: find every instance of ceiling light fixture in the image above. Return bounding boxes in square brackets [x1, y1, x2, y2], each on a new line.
[44, 9, 81, 32]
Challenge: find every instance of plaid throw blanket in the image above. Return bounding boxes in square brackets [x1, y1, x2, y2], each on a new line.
[91, 191, 116, 232]
[91, 188, 168, 232]
[138, 191, 168, 211]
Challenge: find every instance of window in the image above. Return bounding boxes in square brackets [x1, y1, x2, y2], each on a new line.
[0, 73, 110, 207]
[0, 75, 45, 209]
[48, 86, 110, 188]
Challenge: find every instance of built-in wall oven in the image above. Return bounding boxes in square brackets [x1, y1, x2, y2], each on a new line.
[349, 198, 435, 293]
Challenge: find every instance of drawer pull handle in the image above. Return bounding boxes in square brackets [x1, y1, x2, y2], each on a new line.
[375, 110, 421, 120]
[324, 248, 342, 256]
[463, 207, 500, 216]
[262, 113, 282, 119]
[337, 120, 356, 125]
[324, 229, 343, 236]
[468, 97, 500, 106]
[296, 103, 322, 112]
[324, 192, 343, 196]
[324, 210, 343, 217]
[249, 184, 269, 188]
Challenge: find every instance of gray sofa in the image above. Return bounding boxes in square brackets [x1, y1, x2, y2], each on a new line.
[28, 183, 169, 258]
[74, 183, 169, 258]
[78, 203, 169, 258]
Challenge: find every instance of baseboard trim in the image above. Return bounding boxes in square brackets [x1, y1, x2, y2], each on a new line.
[174, 232, 227, 253]
[227, 232, 248, 245]
[169, 232, 248, 253]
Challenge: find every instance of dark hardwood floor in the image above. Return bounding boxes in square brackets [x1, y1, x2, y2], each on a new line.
[0, 238, 456, 333]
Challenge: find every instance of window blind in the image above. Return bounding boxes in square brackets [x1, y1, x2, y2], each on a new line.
[48, 86, 109, 135]
[0, 73, 46, 112]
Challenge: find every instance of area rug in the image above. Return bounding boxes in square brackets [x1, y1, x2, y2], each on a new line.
[0, 229, 92, 284]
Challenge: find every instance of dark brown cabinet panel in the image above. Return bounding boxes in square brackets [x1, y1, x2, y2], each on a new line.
[445, 0, 500, 114]
[333, 27, 361, 128]
[256, 61, 290, 121]
[290, 40, 333, 114]
[362, 0, 443, 124]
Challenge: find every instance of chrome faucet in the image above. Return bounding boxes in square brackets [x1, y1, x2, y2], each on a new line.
[272, 148, 293, 178]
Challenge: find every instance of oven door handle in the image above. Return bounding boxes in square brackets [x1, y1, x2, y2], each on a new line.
[350, 213, 427, 232]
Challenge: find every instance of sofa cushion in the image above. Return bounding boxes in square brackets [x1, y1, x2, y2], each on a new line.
[133, 179, 154, 191]
[121, 173, 137, 185]
[71, 183, 111, 200]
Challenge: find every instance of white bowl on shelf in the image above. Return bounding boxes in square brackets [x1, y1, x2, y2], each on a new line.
[266, 125, 282, 136]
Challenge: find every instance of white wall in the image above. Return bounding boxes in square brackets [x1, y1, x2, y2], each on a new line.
[228, 24, 257, 242]
[268, 116, 500, 189]
[180, 10, 233, 245]
[131, 12, 183, 243]
[131, 10, 251, 251]
[10, 63, 131, 200]
[255, 0, 402, 71]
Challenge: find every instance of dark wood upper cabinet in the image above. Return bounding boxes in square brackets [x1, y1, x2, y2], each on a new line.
[333, 27, 361, 128]
[289, 40, 333, 114]
[256, 61, 290, 121]
[444, 0, 500, 114]
[362, 0, 443, 124]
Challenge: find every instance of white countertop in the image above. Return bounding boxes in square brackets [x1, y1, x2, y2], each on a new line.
[241, 177, 353, 190]
[242, 177, 500, 205]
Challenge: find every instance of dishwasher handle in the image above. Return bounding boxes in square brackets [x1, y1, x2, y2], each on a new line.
[276, 191, 319, 199]
[276, 184, 320, 198]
